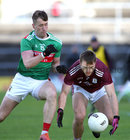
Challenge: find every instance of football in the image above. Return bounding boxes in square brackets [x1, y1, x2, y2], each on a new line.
[88, 112, 109, 132]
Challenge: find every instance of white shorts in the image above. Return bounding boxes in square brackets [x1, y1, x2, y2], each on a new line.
[6, 73, 48, 103]
[73, 85, 106, 104]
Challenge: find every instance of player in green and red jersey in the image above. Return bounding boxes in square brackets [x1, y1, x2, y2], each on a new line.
[0, 10, 67, 140]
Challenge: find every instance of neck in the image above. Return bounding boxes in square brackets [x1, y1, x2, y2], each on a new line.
[34, 32, 48, 39]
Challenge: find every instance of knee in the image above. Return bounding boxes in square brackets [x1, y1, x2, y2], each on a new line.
[74, 113, 86, 125]
[39, 85, 57, 100]
[47, 88, 57, 101]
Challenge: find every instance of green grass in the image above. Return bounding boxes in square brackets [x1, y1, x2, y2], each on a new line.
[0, 92, 130, 140]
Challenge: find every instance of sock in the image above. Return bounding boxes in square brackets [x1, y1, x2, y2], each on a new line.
[43, 123, 51, 132]
[41, 123, 51, 135]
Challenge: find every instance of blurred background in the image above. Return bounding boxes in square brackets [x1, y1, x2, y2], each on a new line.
[0, 0, 130, 98]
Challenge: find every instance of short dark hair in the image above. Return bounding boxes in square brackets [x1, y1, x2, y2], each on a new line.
[80, 50, 96, 64]
[32, 10, 48, 24]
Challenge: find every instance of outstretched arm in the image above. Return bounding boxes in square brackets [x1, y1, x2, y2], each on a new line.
[105, 83, 118, 116]
[105, 83, 120, 135]
[58, 83, 72, 109]
[57, 83, 72, 127]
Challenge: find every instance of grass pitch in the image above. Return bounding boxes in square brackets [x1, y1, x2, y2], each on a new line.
[0, 92, 130, 140]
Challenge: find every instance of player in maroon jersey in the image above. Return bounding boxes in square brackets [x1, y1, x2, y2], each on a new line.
[57, 50, 120, 139]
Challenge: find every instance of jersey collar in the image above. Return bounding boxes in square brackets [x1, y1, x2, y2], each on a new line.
[33, 31, 50, 40]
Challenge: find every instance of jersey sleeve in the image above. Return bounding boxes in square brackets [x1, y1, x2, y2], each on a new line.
[64, 71, 74, 85]
[54, 43, 62, 58]
[20, 38, 32, 53]
[102, 67, 113, 85]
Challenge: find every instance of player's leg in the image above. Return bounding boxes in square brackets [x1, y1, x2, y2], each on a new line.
[0, 73, 28, 123]
[38, 81, 57, 123]
[91, 95, 113, 138]
[37, 81, 57, 140]
[94, 94, 113, 124]
[72, 92, 88, 140]
[88, 87, 113, 138]
[0, 96, 18, 122]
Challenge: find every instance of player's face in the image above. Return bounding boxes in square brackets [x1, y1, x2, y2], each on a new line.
[80, 60, 96, 76]
[33, 18, 48, 39]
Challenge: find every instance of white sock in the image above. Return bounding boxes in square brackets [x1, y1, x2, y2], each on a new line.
[41, 130, 48, 135]
[74, 138, 81, 140]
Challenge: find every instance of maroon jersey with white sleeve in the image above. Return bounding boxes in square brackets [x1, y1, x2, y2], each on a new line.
[64, 58, 113, 93]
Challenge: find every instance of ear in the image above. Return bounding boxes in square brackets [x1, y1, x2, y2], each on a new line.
[32, 24, 35, 29]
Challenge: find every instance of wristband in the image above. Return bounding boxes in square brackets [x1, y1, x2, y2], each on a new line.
[41, 53, 45, 58]
[114, 115, 120, 120]
[57, 108, 64, 113]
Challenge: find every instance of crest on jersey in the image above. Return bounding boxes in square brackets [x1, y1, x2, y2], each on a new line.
[92, 78, 97, 84]
[40, 44, 46, 51]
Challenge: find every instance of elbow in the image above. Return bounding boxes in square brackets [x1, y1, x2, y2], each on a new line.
[24, 62, 31, 69]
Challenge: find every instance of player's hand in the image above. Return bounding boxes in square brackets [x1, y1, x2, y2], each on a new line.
[109, 116, 120, 135]
[56, 65, 68, 74]
[43, 45, 57, 57]
[57, 108, 64, 128]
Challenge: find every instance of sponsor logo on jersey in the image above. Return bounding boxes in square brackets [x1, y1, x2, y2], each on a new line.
[83, 81, 92, 86]
[77, 77, 83, 80]
[33, 51, 55, 63]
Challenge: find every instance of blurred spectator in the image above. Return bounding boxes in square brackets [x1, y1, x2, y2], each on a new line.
[51, 1, 61, 17]
[87, 36, 113, 113]
[87, 36, 113, 72]
[66, 45, 79, 68]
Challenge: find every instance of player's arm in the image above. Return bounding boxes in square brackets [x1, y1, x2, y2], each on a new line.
[57, 83, 72, 127]
[103, 65, 118, 116]
[105, 83, 118, 116]
[22, 44, 58, 69]
[105, 83, 120, 135]
[52, 57, 68, 74]
[58, 83, 71, 109]
[51, 57, 60, 72]
[22, 50, 43, 69]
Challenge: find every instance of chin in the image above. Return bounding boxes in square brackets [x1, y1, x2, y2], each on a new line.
[86, 73, 91, 76]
